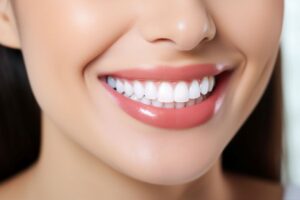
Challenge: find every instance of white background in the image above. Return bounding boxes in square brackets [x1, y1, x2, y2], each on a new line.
[281, 0, 300, 187]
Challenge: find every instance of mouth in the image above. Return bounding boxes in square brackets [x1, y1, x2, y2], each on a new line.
[97, 64, 233, 129]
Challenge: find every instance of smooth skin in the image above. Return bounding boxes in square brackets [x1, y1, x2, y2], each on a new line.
[0, 0, 283, 199]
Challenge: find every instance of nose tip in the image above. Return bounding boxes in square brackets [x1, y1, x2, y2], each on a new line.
[172, 16, 216, 51]
[137, 2, 216, 51]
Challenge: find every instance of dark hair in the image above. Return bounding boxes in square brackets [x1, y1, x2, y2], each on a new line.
[0, 44, 283, 183]
[0, 44, 41, 183]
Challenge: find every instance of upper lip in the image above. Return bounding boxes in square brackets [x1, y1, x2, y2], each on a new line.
[97, 63, 234, 81]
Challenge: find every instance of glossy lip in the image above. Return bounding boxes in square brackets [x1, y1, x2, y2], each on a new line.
[97, 64, 233, 129]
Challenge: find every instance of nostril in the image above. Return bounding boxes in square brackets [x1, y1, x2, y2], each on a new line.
[198, 35, 214, 47]
[152, 38, 174, 44]
[201, 37, 210, 45]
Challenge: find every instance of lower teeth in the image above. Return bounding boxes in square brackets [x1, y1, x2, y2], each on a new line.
[114, 88, 208, 109]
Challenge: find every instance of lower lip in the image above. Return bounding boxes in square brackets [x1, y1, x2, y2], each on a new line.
[99, 72, 231, 129]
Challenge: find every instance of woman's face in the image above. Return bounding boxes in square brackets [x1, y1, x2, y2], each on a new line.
[7, 0, 283, 185]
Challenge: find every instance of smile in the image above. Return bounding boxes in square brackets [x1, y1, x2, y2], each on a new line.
[98, 64, 233, 129]
[105, 75, 215, 108]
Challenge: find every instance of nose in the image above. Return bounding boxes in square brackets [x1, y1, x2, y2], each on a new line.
[137, 0, 216, 51]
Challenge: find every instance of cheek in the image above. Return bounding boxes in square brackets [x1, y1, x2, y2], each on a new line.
[15, 0, 134, 75]
[13, 0, 134, 113]
[12, 0, 138, 155]
[202, 0, 283, 140]
[211, 0, 283, 62]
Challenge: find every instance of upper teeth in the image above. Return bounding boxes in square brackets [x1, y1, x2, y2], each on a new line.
[106, 76, 215, 104]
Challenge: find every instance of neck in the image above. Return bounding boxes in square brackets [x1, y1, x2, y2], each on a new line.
[27, 114, 232, 200]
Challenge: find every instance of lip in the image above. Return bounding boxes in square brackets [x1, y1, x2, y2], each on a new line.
[97, 64, 233, 129]
[98, 63, 231, 81]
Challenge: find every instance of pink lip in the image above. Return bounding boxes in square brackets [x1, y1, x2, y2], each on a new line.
[98, 64, 232, 129]
[99, 63, 228, 81]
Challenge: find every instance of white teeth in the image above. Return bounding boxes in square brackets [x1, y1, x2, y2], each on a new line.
[133, 80, 144, 99]
[140, 97, 151, 105]
[107, 76, 116, 88]
[124, 81, 133, 97]
[174, 81, 189, 103]
[152, 100, 163, 108]
[186, 99, 196, 107]
[199, 77, 209, 95]
[107, 75, 216, 107]
[208, 76, 215, 92]
[158, 82, 173, 103]
[189, 80, 200, 99]
[144, 81, 157, 100]
[116, 79, 124, 93]
[164, 102, 175, 108]
[130, 94, 139, 101]
[175, 102, 185, 109]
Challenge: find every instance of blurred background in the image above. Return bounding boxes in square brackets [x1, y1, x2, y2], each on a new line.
[281, 0, 300, 187]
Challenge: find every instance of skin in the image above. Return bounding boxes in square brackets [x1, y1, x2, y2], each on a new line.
[0, 0, 284, 199]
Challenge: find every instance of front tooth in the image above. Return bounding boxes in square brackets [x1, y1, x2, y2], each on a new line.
[189, 80, 200, 99]
[158, 82, 173, 103]
[107, 76, 116, 88]
[174, 81, 189, 103]
[208, 76, 215, 92]
[144, 81, 157, 100]
[199, 77, 209, 95]
[116, 79, 124, 93]
[133, 80, 144, 99]
[152, 100, 163, 108]
[124, 81, 133, 97]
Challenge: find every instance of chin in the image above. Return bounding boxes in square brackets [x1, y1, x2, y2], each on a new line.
[106, 143, 221, 186]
